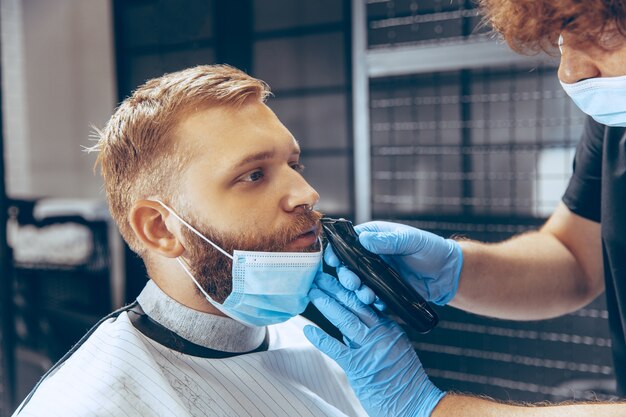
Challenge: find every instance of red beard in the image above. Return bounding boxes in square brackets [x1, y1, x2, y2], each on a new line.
[180, 210, 323, 302]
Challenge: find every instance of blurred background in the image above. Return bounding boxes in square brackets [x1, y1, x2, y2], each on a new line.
[0, 0, 614, 415]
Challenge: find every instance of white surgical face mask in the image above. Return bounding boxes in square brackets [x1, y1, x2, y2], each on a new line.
[560, 75, 626, 127]
[558, 34, 626, 127]
[156, 200, 322, 327]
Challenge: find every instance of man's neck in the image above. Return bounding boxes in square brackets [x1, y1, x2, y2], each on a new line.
[148, 258, 224, 315]
[137, 279, 266, 352]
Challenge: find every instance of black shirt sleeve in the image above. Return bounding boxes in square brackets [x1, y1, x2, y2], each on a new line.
[562, 116, 604, 223]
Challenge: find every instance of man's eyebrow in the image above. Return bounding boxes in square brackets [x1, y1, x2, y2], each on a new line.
[230, 146, 301, 171]
[232, 150, 276, 169]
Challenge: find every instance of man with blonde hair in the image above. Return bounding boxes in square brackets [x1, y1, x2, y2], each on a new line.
[15, 65, 366, 417]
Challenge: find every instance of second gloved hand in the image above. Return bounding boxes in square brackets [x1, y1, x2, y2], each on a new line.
[304, 272, 445, 417]
[325, 221, 463, 306]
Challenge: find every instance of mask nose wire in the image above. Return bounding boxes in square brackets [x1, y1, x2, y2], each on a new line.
[154, 200, 234, 260]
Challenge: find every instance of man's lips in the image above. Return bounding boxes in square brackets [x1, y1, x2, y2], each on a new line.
[286, 225, 320, 251]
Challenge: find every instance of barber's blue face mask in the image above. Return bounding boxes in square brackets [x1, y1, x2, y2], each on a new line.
[156, 201, 322, 327]
[560, 75, 626, 127]
[558, 34, 626, 127]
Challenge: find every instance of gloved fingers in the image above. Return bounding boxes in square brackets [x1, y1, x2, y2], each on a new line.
[309, 288, 370, 345]
[303, 325, 349, 367]
[336, 265, 362, 291]
[358, 231, 390, 254]
[315, 271, 379, 327]
[359, 231, 417, 255]
[373, 297, 387, 312]
[353, 220, 399, 234]
[339, 332, 361, 348]
[323, 244, 341, 267]
[315, 270, 346, 293]
[355, 284, 377, 305]
[332, 267, 379, 310]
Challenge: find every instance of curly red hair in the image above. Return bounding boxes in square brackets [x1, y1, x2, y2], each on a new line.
[478, 0, 626, 54]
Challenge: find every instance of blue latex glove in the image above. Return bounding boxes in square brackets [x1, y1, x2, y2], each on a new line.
[325, 221, 463, 306]
[304, 272, 445, 417]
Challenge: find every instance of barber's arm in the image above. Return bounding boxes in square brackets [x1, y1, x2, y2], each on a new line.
[331, 202, 603, 320]
[305, 273, 626, 417]
[434, 395, 626, 417]
[452, 202, 603, 319]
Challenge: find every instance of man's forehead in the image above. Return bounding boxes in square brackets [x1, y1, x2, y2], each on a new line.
[174, 104, 300, 168]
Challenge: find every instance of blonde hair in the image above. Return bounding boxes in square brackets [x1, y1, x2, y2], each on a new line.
[89, 65, 271, 254]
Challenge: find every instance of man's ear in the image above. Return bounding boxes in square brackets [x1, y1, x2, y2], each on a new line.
[129, 200, 185, 258]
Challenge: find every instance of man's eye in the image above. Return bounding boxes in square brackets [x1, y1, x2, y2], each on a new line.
[242, 170, 264, 182]
[291, 163, 305, 173]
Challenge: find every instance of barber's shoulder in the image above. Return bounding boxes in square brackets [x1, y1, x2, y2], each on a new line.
[582, 115, 608, 142]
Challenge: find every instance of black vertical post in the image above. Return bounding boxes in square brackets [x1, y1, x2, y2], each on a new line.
[214, 0, 253, 72]
[343, 0, 356, 221]
[460, 70, 472, 216]
[0, 16, 16, 414]
[112, 0, 129, 102]
[460, 0, 473, 215]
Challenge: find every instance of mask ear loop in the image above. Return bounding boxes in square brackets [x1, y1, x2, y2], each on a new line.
[176, 257, 215, 302]
[153, 201, 248, 321]
[156, 200, 309, 328]
[154, 200, 233, 260]
[176, 256, 253, 326]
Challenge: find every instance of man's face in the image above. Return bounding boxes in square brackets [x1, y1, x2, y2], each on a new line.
[171, 100, 322, 301]
[558, 29, 626, 84]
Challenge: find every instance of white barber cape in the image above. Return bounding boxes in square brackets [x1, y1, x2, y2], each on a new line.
[15, 280, 367, 417]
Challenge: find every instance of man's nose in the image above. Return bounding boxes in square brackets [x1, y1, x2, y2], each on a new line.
[282, 170, 320, 213]
[558, 43, 601, 84]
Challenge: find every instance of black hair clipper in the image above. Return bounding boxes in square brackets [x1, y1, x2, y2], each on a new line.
[321, 217, 438, 333]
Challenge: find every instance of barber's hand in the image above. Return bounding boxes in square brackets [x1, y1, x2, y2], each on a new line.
[325, 221, 463, 306]
[304, 272, 445, 417]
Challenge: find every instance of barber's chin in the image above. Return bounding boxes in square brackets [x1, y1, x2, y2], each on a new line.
[286, 231, 319, 252]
